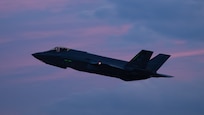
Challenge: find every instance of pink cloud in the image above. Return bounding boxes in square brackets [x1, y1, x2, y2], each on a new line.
[172, 49, 204, 58]
[11, 70, 69, 84]
[0, 0, 98, 14]
[0, 37, 13, 44]
[22, 30, 68, 39]
[172, 40, 186, 45]
[2, 22, 130, 71]
[0, 0, 65, 13]
[0, 52, 72, 85]
[2, 23, 130, 74]
[1, 24, 132, 78]
[22, 24, 132, 39]
[0, 54, 40, 75]
[80, 24, 132, 37]
[4, 66, 95, 86]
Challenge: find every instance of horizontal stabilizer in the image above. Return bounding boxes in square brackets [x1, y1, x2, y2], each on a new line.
[147, 54, 170, 72]
[126, 50, 153, 69]
[151, 73, 174, 78]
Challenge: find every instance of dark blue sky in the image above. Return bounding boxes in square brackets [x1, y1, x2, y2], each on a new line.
[0, 0, 204, 115]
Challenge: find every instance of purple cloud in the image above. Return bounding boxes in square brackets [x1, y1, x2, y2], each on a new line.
[108, 0, 204, 40]
[21, 24, 132, 39]
[0, 0, 204, 114]
[172, 49, 204, 58]
[0, 0, 97, 13]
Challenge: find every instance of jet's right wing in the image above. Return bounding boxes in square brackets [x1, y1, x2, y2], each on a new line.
[126, 50, 153, 69]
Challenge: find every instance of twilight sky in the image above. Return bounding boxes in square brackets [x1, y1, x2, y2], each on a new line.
[0, 0, 204, 115]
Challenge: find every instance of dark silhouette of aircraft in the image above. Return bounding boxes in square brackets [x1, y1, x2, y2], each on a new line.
[32, 47, 173, 81]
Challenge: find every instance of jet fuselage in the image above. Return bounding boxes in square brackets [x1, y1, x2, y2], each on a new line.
[32, 47, 172, 81]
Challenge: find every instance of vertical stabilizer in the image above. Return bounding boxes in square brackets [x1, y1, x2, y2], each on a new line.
[146, 54, 170, 72]
[126, 50, 153, 69]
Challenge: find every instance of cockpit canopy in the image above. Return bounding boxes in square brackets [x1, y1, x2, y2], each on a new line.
[52, 47, 70, 52]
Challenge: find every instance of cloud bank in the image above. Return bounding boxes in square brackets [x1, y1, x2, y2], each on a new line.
[0, 0, 204, 115]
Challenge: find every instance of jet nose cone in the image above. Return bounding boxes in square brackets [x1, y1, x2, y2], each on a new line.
[32, 53, 44, 61]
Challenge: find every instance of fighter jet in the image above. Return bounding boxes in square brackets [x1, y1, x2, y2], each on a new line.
[32, 47, 173, 81]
